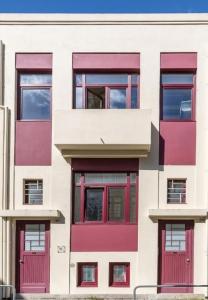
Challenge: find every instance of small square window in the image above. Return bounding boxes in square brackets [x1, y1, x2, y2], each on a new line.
[24, 179, 43, 205]
[109, 263, 130, 287]
[77, 263, 97, 287]
[167, 179, 186, 204]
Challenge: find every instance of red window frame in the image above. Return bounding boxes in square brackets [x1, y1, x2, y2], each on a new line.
[17, 71, 52, 121]
[73, 172, 138, 224]
[109, 262, 130, 287]
[160, 72, 196, 121]
[77, 263, 98, 287]
[74, 73, 140, 109]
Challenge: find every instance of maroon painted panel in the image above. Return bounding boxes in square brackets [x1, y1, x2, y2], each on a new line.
[71, 224, 137, 251]
[160, 53, 197, 70]
[73, 53, 140, 70]
[15, 121, 51, 166]
[158, 221, 194, 293]
[16, 53, 52, 70]
[16, 221, 50, 293]
[71, 158, 139, 171]
[159, 121, 196, 165]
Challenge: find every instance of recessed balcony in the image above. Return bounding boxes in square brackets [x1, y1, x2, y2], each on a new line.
[54, 109, 151, 158]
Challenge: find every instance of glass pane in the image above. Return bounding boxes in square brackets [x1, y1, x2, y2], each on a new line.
[165, 223, 186, 252]
[21, 89, 51, 120]
[83, 266, 95, 282]
[131, 87, 138, 108]
[109, 88, 126, 109]
[85, 173, 127, 184]
[87, 87, 105, 109]
[20, 74, 52, 85]
[74, 187, 81, 223]
[74, 173, 81, 185]
[167, 179, 186, 204]
[86, 74, 128, 84]
[130, 186, 136, 223]
[75, 87, 83, 108]
[130, 173, 137, 184]
[108, 188, 125, 221]
[113, 265, 126, 282]
[25, 224, 45, 251]
[85, 189, 103, 221]
[131, 74, 139, 85]
[162, 89, 192, 120]
[162, 74, 193, 84]
[75, 74, 82, 85]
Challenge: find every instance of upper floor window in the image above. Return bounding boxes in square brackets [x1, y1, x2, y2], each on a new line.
[74, 73, 139, 109]
[167, 179, 186, 204]
[161, 73, 195, 121]
[18, 73, 52, 120]
[24, 179, 43, 205]
[73, 172, 137, 224]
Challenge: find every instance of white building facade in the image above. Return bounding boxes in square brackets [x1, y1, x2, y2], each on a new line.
[0, 13, 208, 296]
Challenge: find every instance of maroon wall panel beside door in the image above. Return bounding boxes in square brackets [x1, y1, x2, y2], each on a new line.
[71, 224, 138, 252]
[15, 121, 52, 166]
[159, 121, 196, 165]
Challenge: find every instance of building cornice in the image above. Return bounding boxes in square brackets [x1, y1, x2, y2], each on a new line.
[1, 13, 208, 25]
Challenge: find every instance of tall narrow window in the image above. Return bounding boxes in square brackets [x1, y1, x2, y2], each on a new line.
[74, 73, 139, 109]
[161, 73, 194, 121]
[18, 73, 52, 120]
[24, 179, 43, 205]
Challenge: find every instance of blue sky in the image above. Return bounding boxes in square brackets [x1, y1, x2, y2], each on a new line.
[0, 0, 208, 13]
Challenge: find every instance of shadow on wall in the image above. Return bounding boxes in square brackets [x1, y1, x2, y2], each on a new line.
[141, 123, 164, 172]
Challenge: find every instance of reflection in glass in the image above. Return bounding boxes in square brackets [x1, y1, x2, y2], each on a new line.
[131, 87, 138, 108]
[83, 265, 95, 282]
[75, 74, 82, 85]
[162, 74, 193, 84]
[108, 188, 125, 221]
[109, 88, 126, 108]
[21, 89, 51, 120]
[131, 74, 139, 84]
[75, 87, 83, 108]
[162, 89, 192, 120]
[130, 186, 136, 223]
[20, 74, 52, 85]
[113, 265, 126, 282]
[85, 189, 103, 221]
[87, 87, 105, 109]
[86, 74, 128, 84]
[74, 187, 81, 223]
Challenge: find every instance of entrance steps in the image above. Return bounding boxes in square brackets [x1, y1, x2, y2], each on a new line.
[16, 294, 205, 300]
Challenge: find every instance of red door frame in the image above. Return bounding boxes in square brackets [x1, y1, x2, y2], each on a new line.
[16, 220, 50, 293]
[158, 220, 194, 293]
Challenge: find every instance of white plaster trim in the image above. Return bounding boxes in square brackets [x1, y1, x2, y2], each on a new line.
[0, 209, 60, 218]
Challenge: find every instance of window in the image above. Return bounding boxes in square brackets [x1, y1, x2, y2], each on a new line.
[167, 179, 186, 204]
[24, 179, 43, 205]
[18, 73, 52, 120]
[161, 73, 195, 120]
[25, 224, 45, 251]
[77, 263, 98, 287]
[109, 263, 130, 287]
[74, 73, 139, 109]
[165, 223, 186, 252]
[73, 172, 137, 224]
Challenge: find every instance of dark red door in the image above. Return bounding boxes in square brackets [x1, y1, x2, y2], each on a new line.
[158, 220, 193, 293]
[16, 221, 50, 293]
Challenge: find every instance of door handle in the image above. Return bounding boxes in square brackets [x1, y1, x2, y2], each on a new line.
[186, 258, 190, 262]
[19, 259, 23, 264]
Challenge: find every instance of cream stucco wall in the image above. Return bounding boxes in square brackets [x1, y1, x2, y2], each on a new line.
[0, 13, 208, 295]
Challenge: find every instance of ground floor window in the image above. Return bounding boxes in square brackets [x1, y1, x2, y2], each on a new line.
[77, 263, 98, 287]
[109, 263, 130, 287]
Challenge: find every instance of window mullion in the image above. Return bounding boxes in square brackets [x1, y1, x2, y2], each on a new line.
[80, 175, 85, 222]
[126, 174, 130, 222]
[127, 74, 131, 108]
[83, 74, 86, 109]
[103, 186, 107, 223]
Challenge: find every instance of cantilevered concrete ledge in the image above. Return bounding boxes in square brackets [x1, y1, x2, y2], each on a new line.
[149, 209, 207, 221]
[0, 209, 60, 219]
